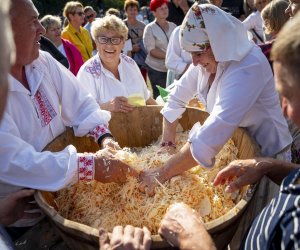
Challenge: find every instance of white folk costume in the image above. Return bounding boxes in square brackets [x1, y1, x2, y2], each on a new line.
[162, 6, 292, 247]
[161, 4, 292, 168]
[0, 51, 111, 226]
[77, 54, 151, 104]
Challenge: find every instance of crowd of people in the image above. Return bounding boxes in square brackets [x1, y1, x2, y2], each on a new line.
[1, 0, 300, 249]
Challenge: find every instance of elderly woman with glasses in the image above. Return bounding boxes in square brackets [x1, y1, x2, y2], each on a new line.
[77, 15, 156, 113]
[61, 1, 93, 62]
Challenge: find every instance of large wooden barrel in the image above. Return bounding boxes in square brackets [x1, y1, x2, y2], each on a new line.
[35, 106, 259, 250]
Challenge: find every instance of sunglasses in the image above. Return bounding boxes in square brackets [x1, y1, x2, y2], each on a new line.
[74, 12, 84, 16]
[97, 36, 123, 45]
[86, 14, 94, 19]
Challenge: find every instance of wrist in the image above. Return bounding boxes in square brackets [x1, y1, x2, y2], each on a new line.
[98, 133, 114, 148]
[89, 124, 112, 144]
[160, 141, 176, 149]
[254, 157, 273, 175]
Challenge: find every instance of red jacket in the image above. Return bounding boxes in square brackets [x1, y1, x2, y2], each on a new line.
[62, 38, 84, 75]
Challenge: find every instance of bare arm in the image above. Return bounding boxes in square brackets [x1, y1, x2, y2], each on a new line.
[150, 48, 166, 59]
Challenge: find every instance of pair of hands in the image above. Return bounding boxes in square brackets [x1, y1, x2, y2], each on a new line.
[101, 96, 134, 113]
[0, 189, 41, 226]
[98, 203, 215, 250]
[139, 155, 266, 196]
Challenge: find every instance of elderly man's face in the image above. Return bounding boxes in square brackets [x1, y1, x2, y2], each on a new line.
[10, 0, 45, 67]
[286, 0, 300, 18]
[274, 61, 300, 128]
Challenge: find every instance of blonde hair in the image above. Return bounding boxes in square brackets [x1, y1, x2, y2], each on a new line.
[271, 12, 300, 87]
[261, 0, 289, 35]
[40, 15, 62, 31]
[92, 14, 128, 40]
[63, 1, 83, 21]
[105, 8, 120, 17]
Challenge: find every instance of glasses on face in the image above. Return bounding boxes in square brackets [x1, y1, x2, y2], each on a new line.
[74, 11, 84, 16]
[97, 36, 123, 45]
[86, 14, 94, 19]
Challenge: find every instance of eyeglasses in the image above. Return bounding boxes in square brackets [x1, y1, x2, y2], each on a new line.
[97, 36, 123, 45]
[74, 12, 84, 16]
[86, 14, 94, 19]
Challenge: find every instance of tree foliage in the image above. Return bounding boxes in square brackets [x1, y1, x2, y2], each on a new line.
[33, 0, 126, 17]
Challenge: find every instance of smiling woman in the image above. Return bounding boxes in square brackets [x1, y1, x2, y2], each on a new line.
[76, 15, 156, 113]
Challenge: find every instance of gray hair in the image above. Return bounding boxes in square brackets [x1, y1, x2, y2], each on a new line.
[40, 15, 62, 32]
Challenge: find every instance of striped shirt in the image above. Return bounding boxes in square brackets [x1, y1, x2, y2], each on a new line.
[242, 169, 300, 249]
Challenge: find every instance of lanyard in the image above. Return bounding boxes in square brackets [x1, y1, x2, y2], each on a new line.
[155, 22, 169, 42]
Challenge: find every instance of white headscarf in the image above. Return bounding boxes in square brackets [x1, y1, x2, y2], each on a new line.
[180, 4, 253, 62]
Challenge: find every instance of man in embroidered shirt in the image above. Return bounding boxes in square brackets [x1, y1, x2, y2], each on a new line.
[0, 0, 137, 230]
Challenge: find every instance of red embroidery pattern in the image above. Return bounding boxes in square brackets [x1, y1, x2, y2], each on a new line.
[33, 88, 57, 127]
[78, 154, 94, 181]
[89, 124, 111, 142]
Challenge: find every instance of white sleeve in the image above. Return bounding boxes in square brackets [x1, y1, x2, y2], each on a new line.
[166, 27, 188, 75]
[189, 60, 266, 167]
[242, 12, 256, 31]
[44, 53, 111, 137]
[143, 24, 156, 53]
[0, 117, 78, 191]
[161, 65, 199, 123]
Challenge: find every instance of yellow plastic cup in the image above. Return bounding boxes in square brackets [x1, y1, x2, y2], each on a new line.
[128, 94, 146, 107]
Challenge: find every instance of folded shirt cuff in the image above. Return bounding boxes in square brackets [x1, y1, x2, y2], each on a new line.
[188, 122, 216, 168]
[77, 153, 95, 181]
[88, 124, 111, 142]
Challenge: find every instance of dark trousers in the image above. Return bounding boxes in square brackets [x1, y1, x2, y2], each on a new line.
[147, 67, 167, 99]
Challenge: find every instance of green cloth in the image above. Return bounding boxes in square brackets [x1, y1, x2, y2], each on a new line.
[156, 85, 170, 102]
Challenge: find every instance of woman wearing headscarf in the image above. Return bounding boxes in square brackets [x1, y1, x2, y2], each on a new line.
[139, 3, 291, 193]
[139, 5, 292, 247]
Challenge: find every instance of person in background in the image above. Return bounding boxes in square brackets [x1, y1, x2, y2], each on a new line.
[167, 0, 194, 26]
[222, 0, 245, 19]
[243, 0, 256, 18]
[106, 8, 133, 57]
[143, 0, 176, 98]
[83, 6, 97, 35]
[83, 6, 98, 55]
[77, 15, 156, 113]
[285, 0, 300, 17]
[124, 0, 148, 82]
[61, 1, 93, 62]
[243, 0, 271, 44]
[39, 36, 69, 69]
[1, 0, 137, 240]
[259, 0, 289, 66]
[40, 15, 84, 75]
[165, 25, 192, 86]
